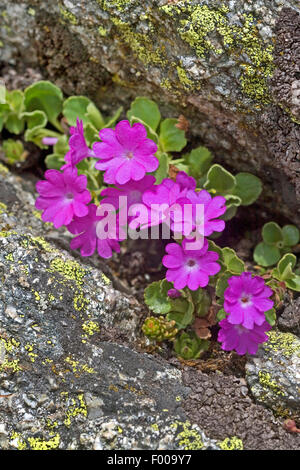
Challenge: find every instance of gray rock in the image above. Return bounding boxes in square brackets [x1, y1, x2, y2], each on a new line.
[278, 296, 300, 337]
[246, 330, 300, 417]
[0, 165, 218, 450]
[0, 1, 300, 222]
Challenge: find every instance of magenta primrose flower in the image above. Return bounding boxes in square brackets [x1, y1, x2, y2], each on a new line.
[35, 168, 91, 228]
[67, 204, 121, 258]
[176, 171, 196, 191]
[143, 178, 189, 227]
[171, 189, 226, 237]
[100, 175, 156, 210]
[62, 118, 94, 169]
[218, 318, 271, 355]
[162, 238, 221, 290]
[224, 272, 274, 330]
[93, 120, 158, 185]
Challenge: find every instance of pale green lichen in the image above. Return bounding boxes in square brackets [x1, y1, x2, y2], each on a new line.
[0, 202, 7, 214]
[172, 421, 204, 450]
[161, 3, 274, 104]
[59, 5, 78, 25]
[63, 393, 88, 428]
[98, 26, 108, 37]
[28, 433, 60, 450]
[177, 66, 199, 90]
[265, 330, 300, 358]
[218, 436, 243, 450]
[258, 370, 285, 397]
[111, 17, 167, 66]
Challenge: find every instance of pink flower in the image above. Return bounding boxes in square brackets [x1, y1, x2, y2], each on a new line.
[35, 168, 91, 228]
[224, 273, 274, 329]
[100, 175, 156, 210]
[176, 171, 196, 191]
[143, 178, 189, 227]
[162, 238, 221, 290]
[67, 204, 121, 258]
[171, 189, 226, 237]
[42, 137, 58, 146]
[218, 318, 271, 355]
[62, 118, 94, 169]
[93, 120, 158, 185]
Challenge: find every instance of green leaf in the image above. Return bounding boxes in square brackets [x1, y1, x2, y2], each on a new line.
[276, 253, 297, 280]
[167, 303, 194, 330]
[1, 139, 25, 164]
[286, 275, 300, 292]
[127, 97, 161, 131]
[24, 81, 63, 130]
[222, 247, 245, 274]
[216, 308, 228, 322]
[45, 153, 66, 170]
[85, 102, 105, 129]
[153, 151, 169, 184]
[253, 242, 281, 267]
[233, 172, 262, 206]
[104, 106, 123, 129]
[204, 164, 236, 194]
[265, 308, 276, 326]
[262, 222, 283, 245]
[144, 279, 173, 314]
[63, 96, 92, 126]
[216, 271, 232, 301]
[186, 146, 213, 179]
[5, 114, 25, 134]
[159, 118, 187, 153]
[282, 225, 300, 247]
[222, 194, 242, 221]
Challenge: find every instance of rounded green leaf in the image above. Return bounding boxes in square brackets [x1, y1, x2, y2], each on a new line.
[265, 308, 276, 326]
[144, 280, 172, 314]
[216, 271, 232, 300]
[233, 172, 262, 206]
[186, 146, 213, 179]
[204, 164, 236, 194]
[153, 152, 169, 184]
[63, 96, 92, 126]
[286, 275, 300, 292]
[253, 242, 281, 267]
[282, 225, 300, 247]
[262, 222, 283, 245]
[159, 118, 187, 153]
[277, 253, 297, 280]
[24, 81, 63, 130]
[127, 97, 161, 131]
[222, 247, 245, 274]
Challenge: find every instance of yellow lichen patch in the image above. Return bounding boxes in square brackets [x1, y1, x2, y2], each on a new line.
[32, 209, 42, 220]
[0, 163, 9, 174]
[174, 420, 204, 450]
[64, 356, 95, 376]
[258, 370, 285, 397]
[0, 202, 7, 214]
[49, 257, 86, 286]
[101, 273, 110, 285]
[5, 252, 14, 262]
[28, 433, 60, 450]
[0, 336, 20, 353]
[10, 431, 27, 450]
[218, 436, 243, 450]
[265, 330, 300, 358]
[59, 5, 78, 25]
[31, 236, 56, 253]
[81, 320, 100, 342]
[63, 394, 87, 428]
[32, 289, 41, 302]
[0, 359, 21, 373]
[98, 26, 107, 36]
[111, 17, 167, 66]
[25, 343, 38, 363]
[160, 3, 273, 104]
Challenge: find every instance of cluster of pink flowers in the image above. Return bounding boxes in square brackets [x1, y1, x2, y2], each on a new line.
[36, 117, 274, 356]
[218, 272, 273, 355]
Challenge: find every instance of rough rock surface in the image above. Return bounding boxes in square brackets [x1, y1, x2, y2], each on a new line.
[278, 296, 300, 337]
[0, 164, 222, 450]
[183, 366, 300, 450]
[246, 330, 300, 418]
[0, 165, 300, 449]
[0, 1, 299, 222]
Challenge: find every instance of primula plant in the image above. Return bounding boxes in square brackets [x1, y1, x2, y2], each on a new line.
[2, 81, 299, 361]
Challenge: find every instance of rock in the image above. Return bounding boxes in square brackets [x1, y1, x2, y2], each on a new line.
[278, 296, 300, 337]
[246, 330, 300, 418]
[0, 165, 219, 449]
[0, 1, 300, 222]
[182, 367, 300, 450]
